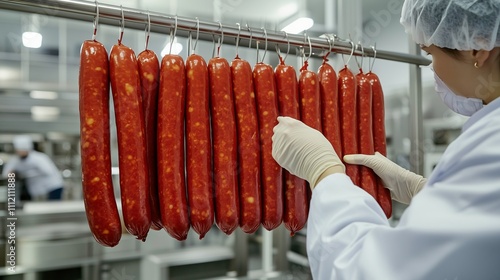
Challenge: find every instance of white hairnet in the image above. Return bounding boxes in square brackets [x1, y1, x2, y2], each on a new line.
[13, 135, 33, 151]
[400, 0, 500, 51]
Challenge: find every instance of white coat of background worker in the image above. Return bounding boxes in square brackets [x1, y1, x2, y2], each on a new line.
[2, 135, 64, 201]
[272, 0, 500, 279]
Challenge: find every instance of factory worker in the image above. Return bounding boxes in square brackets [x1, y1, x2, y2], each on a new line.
[272, 0, 500, 279]
[2, 135, 64, 200]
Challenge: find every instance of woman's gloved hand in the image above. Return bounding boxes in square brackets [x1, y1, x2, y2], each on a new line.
[344, 152, 427, 204]
[272, 116, 345, 189]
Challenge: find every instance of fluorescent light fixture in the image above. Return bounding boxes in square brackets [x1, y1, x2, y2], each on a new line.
[30, 106, 60, 121]
[22, 31, 43, 48]
[30, 90, 58, 100]
[281, 17, 314, 34]
[161, 37, 183, 56]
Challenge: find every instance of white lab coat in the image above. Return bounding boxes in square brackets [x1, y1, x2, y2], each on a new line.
[307, 97, 500, 280]
[2, 151, 63, 197]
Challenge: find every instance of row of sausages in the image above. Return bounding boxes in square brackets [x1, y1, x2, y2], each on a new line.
[79, 38, 391, 247]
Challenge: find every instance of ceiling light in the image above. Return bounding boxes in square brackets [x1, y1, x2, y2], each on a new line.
[281, 17, 314, 34]
[22, 31, 43, 48]
[30, 90, 58, 100]
[161, 37, 183, 56]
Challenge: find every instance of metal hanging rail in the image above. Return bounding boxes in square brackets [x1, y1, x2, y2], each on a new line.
[0, 0, 431, 66]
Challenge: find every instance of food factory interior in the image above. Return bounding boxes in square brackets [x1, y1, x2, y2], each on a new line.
[0, 0, 477, 279]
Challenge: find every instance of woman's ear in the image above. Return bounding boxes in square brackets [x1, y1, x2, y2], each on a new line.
[472, 50, 490, 68]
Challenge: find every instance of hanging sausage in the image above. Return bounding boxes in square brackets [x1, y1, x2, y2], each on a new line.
[209, 31, 240, 235]
[185, 26, 215, 239]
[137, 16, 162, 231]
[79, 17, 122, 246]
[231, 29, 262, 234]
[109, 18, 152, 241]
[254, 34, 283, 231]
[276, 41, 308, 236]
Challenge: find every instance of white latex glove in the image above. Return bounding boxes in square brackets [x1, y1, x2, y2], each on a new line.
[344, 152, 427, 204]
[272, 116, 345, 188]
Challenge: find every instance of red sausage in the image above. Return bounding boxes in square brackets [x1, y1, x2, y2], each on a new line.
[299, 63, 321, 202]
[338, 66, 360, 187]
[253, 62, 283, 231]
[275, 63, 308, 236]
[319, 62, 342, 158]
[231, 57, 261, 234]
[110, 43, 151, 241]
[137, 49, 162, 231]
[208, 57, 240, 235]
[79, 40, 121, 247]
[356, 70, 377, 200]
[299, 63, 322, 131]
[186, 54, 214, 239]
[366, 71, 392, 218]
[157, 54, 190, 240]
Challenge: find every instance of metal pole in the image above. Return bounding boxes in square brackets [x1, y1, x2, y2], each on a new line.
[408, 40, 425, 174]
[0, 0, 431, 66]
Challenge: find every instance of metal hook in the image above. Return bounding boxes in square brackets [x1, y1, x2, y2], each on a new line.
[304, 35, 312, 63]
[246, 24, 253, 49]
[330, 35, 335, 53]
[327, 35, 335, 56]
[323, 36, 333, 61]
[369, 43, 377, 72]
[169, 15, 178, 54]
[92, 0, 99, 40]
[212, 33, 216, 58]
[118, 5, 124, 44]
[193, 17, 200, 53]
[354, 41, 365, 71]
[341, 39, 355, 66]
[144, 11, 151, 50]
[261, 27, 268, 63]
[235, 23, 241, 58]
[188, 31, 192, 56]
[276, 44, 282, 63]
[284, 31, 290, 62]
[216, 21, 223, 56]
[276, 31, 290, 64]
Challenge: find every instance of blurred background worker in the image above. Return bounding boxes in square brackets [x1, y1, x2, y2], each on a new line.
[1, 135, 64, 201]
[272, 0, 500, 279]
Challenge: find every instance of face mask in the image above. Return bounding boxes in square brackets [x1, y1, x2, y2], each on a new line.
[432, 68, 484, 116]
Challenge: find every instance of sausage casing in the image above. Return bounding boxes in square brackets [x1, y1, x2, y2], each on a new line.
[366, 72, 392, 218]
[319, 62, 342, 158]
[110, 43, 152, 241]
[356, 71, 377, 199]
[137, 49, 162, 230]
[80, 40, 122, 247]
[231, 58, 261, 234]
[157, 54, 190, 240]
[253, 62, 283, 231]
[275, 63, 308, 236]
[299, 68, 322, 131]
[186, 54, 214, 238]
[209, 57, 240, 235]
[338, 67, 360, 187]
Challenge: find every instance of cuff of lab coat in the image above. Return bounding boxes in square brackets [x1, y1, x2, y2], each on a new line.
[309, 172, 388, 227]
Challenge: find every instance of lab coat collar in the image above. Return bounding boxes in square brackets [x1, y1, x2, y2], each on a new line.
[462, 97, 500, 132]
